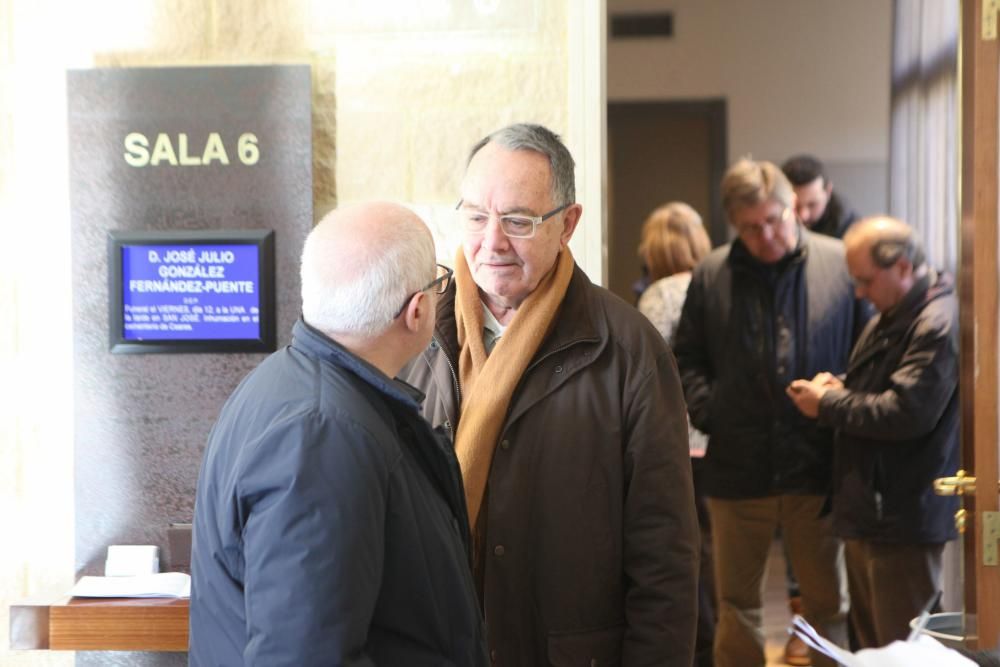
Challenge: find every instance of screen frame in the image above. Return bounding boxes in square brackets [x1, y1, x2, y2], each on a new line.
[108, 229, 276, 354]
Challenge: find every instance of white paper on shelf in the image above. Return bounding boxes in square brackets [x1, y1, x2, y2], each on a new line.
[70, 572, 190, 598]
[104, 544, 160, 576]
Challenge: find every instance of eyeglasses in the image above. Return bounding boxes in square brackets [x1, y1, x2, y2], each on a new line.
[736, 206, 791, 241]
[456, 199, 571, 239]
[394, 263, 453, 318]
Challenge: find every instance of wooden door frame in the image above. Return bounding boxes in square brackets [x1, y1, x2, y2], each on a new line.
[960, 0, 1000, 648]
[607, 99, 728, 246]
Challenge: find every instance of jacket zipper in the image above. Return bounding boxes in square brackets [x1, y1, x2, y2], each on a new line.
[873, 454, 885, 521]
[434, 336, 462, 437]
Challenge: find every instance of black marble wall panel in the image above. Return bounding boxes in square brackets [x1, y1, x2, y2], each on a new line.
[67, 65, 312, 666]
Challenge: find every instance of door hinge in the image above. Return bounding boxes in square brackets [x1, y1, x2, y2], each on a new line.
[984, 511, 1000, 566]
[985, 0, 1000, 40]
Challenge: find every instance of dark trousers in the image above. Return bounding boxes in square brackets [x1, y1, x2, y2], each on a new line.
[844, 539, 945, 648]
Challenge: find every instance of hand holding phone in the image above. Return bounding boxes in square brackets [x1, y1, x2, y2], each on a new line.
[785, 379, 822, 418]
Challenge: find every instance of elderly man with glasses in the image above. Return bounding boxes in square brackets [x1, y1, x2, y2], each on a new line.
[673, 159, 872, 667]
[403, 123, 699, 667]
[190, 202, 487, 666]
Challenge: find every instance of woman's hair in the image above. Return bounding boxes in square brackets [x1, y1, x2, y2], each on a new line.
[637, 202, 712, 281]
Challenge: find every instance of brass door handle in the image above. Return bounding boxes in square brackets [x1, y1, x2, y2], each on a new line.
[955, 508, 968, 534]
[934, 470, 977, 496]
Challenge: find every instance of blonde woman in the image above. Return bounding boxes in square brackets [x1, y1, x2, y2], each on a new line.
[637, 200, 711, 435]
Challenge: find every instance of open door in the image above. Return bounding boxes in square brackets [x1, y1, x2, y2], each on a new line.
[955, 0, 1000, 649]
[606, 100, 727, 303]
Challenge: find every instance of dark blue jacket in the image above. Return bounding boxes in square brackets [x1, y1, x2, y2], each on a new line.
[810, 191, 859, 240]
[674, 230, 871, 498]
[820, 272, 959, 544]
[190, 319, 488, 666]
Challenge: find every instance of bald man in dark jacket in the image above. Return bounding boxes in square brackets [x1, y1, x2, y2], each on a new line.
[788, 216, 959, 649]
[190, 203, 487, 666]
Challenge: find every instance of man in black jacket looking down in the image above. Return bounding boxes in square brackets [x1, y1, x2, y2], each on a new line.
[189, 202, 487, 666]
[782, 154, 859, 239]
[674, 158, 868, 667]
[787, 216, 959, 649]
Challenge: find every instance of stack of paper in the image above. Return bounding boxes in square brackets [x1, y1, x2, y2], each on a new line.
[70, 572, 190, 599]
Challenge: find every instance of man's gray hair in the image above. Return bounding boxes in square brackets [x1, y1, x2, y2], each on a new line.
[468, 123, 576, 206]
[721, 158, 795, 220]
[300, 213, 435, 338]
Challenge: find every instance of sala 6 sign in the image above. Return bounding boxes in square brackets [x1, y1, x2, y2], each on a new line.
[124, 132, 259, 167]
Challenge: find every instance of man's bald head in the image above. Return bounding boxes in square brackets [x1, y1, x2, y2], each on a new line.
[844, 216, 925, 313]
[301, 202, 436, 337]
[844, 216, 925, 271]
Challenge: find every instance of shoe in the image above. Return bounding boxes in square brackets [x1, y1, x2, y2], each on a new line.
[784, 596, 810, 666]
[783, 633, 811, 666]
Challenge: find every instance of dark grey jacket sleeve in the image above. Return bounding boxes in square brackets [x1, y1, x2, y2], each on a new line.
[238, 411, 391, 666]
[818, 314, 957, 440]
[672, 270, 714, 433]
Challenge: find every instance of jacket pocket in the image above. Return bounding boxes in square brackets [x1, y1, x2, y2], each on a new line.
[547, 624, 624, 667]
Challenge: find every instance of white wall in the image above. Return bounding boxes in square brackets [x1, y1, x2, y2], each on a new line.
[607, 0, 893, 214]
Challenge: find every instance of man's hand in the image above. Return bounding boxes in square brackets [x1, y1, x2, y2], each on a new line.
[810, 372, 844, 390]
[786, 379, 828, 418]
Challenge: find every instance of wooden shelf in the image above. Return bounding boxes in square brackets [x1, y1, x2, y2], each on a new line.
[10, 596, 189, 652]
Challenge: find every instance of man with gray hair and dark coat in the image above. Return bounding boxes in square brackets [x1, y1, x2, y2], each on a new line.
[788, 216, 959, 649]
[674, 158, 869, 667]
[189, 202, 488, 666]
[404, 123, 699, 666]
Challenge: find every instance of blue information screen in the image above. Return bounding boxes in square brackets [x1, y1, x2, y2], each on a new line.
[121, 243, 262, 341]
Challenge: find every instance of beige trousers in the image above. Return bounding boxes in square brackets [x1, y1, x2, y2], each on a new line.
[708, 495, 848, 667]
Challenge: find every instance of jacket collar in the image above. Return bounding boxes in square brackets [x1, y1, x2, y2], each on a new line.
[811, 192, 856, 238]
[536, 263, 603, 356]
[433, 261, 603, 365]
[847, 270, 954, 371]
[727, 226, 807, 276]
[292, 318, 425, 411]
[877, 270, 953, 334]
[433, 281, 460, 359]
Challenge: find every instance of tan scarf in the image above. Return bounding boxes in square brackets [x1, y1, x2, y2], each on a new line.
[453, 246, 575, 527]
